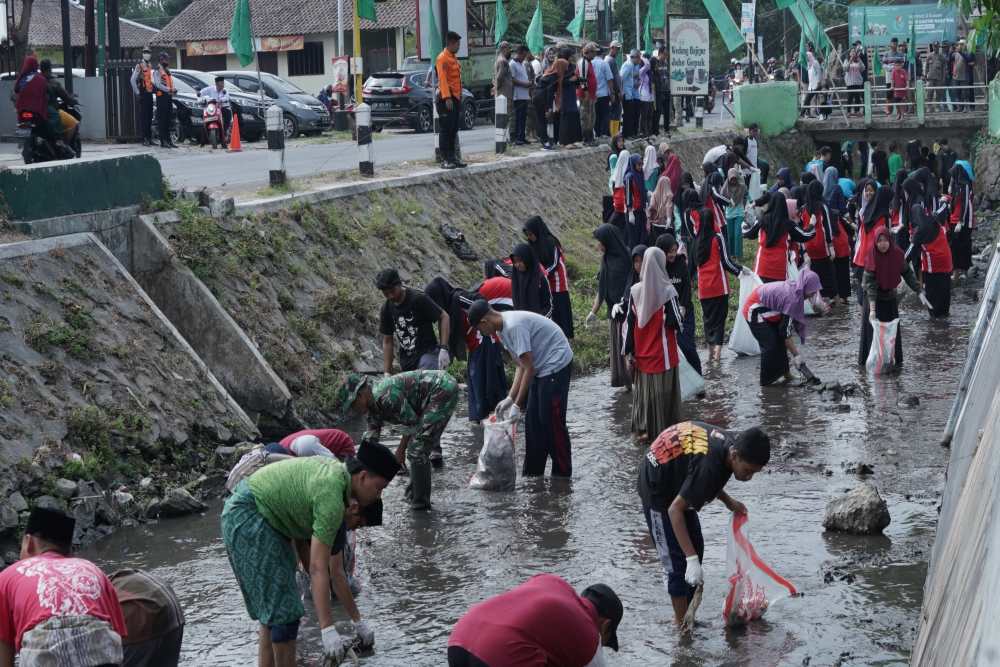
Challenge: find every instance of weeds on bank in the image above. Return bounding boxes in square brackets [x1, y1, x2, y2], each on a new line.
[60, 404, 152, 483]
[25, 302, 97, 360]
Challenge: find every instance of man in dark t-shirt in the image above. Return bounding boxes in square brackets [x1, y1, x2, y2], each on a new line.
[376, 268, 451, 374]
[637, 421, 771, 626]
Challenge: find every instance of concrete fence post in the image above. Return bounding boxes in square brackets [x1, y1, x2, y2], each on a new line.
[915, 80, 926, 126]
[433, 102, 442, 163]
[695, 103, 704, 129]
[266, 105, 286, 187]
[356, 102, 374, 177]
[989, 78, 1000, 138]
[495, 94, 508, 154]
[863, 81, 872, 127]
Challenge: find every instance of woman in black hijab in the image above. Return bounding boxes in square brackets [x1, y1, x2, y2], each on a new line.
[424, 277, 469, 363]
[802, 179, 837, 298]
[871, 144, 890, 185]
[744, 191, 815, 283]
[656, 233, 701, 375]
[586, 223, 633, 389]
[900, 176, 926, 258]
[905, 204, 953, 317]
[947, 162, 974, 276]
[523, 216, 573, 338]
[509, 243, 552, 317]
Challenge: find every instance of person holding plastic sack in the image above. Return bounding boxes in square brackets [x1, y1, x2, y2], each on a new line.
[469, 301, 575, 478]
[637, 421, 771, 626]
[657, 234, 702, 375]
[743, 192, 815, 283]
[905, 203, 954, 318]
[946, 161, 975, 280]
[695, 206, 749, 363]
[465, 275, 512, 422]
[586, 224, 634, 389]
[622, 247, 684, 443]
[741, 268, 828, 386]
[448, 574, 624, 666]
[852, 181, 892, 301]
[800, 179, 837, 299]
[859, 227, 920, 368]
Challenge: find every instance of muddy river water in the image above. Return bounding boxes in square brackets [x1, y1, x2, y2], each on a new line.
[82, 286, 978, 666]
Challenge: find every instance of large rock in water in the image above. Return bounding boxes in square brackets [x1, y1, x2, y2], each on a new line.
[154, 488, 207, 518]
[823, 483, 891, 535]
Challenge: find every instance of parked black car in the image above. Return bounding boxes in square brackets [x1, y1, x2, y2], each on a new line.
[170, 69, 267, 141]
[212, 70, 330, 138]
[363, 70, 477, 133]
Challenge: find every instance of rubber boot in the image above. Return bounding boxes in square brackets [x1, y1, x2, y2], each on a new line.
[405, 460, 432, 511]
[430, 442, 444, 469]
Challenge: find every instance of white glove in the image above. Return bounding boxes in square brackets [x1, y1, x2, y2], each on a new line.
[955, 223, 964, 233]
[584, 311, 597, 328]
[354, 619, 374, 648]
[919, 291, 932, 309]
[611, 302, 624, 319]
[679, 306, 686, 319]
[740, 266, 752, 276]
[495, 396, 514, 419]
[438, 347, 451, 369]
[684, 555, 704, 587]
[321, 626, 349, 662]
[792, 354, 803, 368]
[628, 211, 636, 224]
[507, 404, 522, 422]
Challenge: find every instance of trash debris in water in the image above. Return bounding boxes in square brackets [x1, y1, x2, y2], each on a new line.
[723, 513, 798, 627]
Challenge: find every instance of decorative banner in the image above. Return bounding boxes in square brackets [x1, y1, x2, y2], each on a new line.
[259, 35, 304, 52]
[740, 1, 755, 45]
[669, 18, 710, 96]
[848, 4, 957, 47]
[330, 55, 350, 93]
[187, 40, 229, 56]
[700, 0, 744, 53]
[788, 0, 830, 51]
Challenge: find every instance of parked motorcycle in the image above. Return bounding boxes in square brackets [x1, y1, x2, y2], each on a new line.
[201, 97, 224, 149]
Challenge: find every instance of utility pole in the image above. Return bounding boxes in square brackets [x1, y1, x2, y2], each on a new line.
[782, 8, 787, 65]
[634, 0, 640, 51]
[97, 0, 105, 74]
[353, 0, 362, 101]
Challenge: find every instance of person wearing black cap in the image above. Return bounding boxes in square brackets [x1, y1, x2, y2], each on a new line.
[221, 441, 399, 666]
[637, 421, 770, 627]
[0, 508, 128, 666]
[468, 299, 574, 478]
[376, 268, 452, 375]
[447, 573, 622, 666]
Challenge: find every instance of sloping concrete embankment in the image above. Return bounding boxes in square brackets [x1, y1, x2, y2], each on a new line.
[911, 240, 1000, 665]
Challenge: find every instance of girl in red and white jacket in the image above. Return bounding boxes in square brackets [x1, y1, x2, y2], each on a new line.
[800, 179, 837, 298]
[695, 206, 748, 362]
[743, 191, 815, 283]
[947, 162, 975, 278]
[905, 202, 953, 318]
[852, 182, 892, 300]
[623, 246, 684, 442]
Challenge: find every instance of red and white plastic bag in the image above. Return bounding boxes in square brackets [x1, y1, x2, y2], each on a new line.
[865, 316, 899, 376]
[723, 513, 798, 627]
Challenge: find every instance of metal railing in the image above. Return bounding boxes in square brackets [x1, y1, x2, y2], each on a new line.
[797, 81, 989, 124]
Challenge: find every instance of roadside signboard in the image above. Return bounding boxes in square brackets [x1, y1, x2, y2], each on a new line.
[669, 18, 710, 96]
[848, 4, 957, 47]
[741, 1, 755, 45]
[331, 55, 350, 93]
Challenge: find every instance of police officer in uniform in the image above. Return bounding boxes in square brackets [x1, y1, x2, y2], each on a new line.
[129, 47, 155, 146]
[153, 52, 177, 148]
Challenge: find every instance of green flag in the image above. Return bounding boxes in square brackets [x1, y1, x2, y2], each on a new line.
[642, 12, 653, 53]
[427, 0, 443, 56]
[861, 9, 867, 47]
[495, 0, 509, 44]
[567, 0, 584, 40]
[648, 0, 664, 29]
[358, 0, 376, 22]
[229, 0, 254, 67]
[701, 0, 745, 53]
[908, 19, 916, 65]
[798, 29, 807, 69]
[526, 1, 543, 55]
[873, 41, 882, 77]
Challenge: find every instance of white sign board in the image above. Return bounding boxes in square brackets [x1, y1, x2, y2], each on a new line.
[580, 0, 597, 22]
[417, 0, 469, 60]
[0, 2, 7, 42]
[669, 18, 710, 96]
[741, 2, 755, 45]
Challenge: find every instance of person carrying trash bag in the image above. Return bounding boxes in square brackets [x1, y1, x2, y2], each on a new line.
[333, 371, 458, 511]
[637, 421, 771, 627]
[859, 227, 920, 368]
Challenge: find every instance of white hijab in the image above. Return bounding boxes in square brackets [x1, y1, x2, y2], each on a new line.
[642, 145, 658, 181]
[630, 246, 678, 327]
[612, 149, 630, 189]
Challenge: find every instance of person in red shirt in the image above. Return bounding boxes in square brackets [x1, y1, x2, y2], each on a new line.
[623, 246, 684, 442]
[743, 192, 815, 283]
[852, 182, 891, 299]
[278, 429, 356, 459]
[447, 574, 623, 667]
[0, 508, 128, 667]
[801, 180, 837, 298]
[694, 207, 747, 362]
[906, 204, 953, 318]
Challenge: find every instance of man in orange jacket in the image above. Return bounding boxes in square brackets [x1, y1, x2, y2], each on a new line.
[435, 31, 466, 169]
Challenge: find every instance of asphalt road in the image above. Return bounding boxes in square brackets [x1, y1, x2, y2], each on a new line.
[1, 102, 734, 193]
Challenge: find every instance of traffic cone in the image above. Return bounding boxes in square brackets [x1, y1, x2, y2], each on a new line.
[228, 111, 242, 152]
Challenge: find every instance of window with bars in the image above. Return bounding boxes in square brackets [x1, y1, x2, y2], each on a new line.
[288, 42, 325, 77]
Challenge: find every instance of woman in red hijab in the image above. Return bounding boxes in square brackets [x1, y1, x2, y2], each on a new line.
[14, 56, 48, 123]
[858, 227, 920, 366]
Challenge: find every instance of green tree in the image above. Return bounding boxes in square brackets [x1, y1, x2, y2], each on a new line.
[948, 0, 999, 57]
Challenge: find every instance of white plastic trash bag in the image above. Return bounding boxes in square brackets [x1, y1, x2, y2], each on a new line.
[749, 169, 762, 200]
[678, 354, 705, 401]
[786, 260, 815, 315]
[865, 316, 899, 376]
[729, 271, 762, 356]
[469, 415, 517, 491]
[723, 513, 798, 627]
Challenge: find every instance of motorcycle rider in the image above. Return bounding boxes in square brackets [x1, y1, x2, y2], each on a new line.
[199, 75, 231, 147]
[153, 52, 177, 148]
[13, 56, 72, 161]
[130, 47, 155, 146]
[39, 59, 80, 157]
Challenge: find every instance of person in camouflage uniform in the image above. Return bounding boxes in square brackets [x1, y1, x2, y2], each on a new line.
[334, 371, 458, 510]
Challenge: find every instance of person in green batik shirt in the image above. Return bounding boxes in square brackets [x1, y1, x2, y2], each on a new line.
[334, 371, 459, 511]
